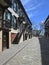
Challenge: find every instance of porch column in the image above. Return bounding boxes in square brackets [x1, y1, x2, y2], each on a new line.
[9, 32, 11, 48]
[0, 31, 2, 52]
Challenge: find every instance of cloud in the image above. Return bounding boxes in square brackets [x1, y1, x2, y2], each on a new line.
[26, 3, 43, 12]
[27, 10, 39, 18]
[28, 13, 33, 18]
[21, 0, 30, 6]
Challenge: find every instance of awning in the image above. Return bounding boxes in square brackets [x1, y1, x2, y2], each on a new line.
[8, 7, 19, 18]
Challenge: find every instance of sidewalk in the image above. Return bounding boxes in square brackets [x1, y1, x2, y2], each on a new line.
[5, 37, 49, 65]
[0, 40, 29, 65]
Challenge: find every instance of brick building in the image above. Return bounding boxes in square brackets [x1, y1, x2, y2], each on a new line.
[0, 0, 32, 52]
[44, 15, 49, 38]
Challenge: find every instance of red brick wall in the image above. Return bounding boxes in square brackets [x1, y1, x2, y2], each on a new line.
[11, 33, 17, 43]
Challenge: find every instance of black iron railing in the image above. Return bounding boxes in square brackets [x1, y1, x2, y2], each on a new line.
[12, 23, 28, 44]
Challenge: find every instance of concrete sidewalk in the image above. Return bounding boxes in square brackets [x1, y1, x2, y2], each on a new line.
[0, 40, 30, 65]
[5, 37, 49, 65]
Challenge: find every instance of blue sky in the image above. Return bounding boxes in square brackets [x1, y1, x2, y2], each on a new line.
[21, 0, 49, 30]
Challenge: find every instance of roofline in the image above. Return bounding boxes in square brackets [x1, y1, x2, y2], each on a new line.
[44, 15, 49, 24]
[17, 0, 32, 25]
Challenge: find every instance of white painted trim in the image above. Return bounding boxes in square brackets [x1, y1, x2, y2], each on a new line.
[11, 28, 20, 33]
[8, 7, 19, 18]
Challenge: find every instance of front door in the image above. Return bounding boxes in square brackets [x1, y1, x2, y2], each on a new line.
[25, 34, 27, 40]
[2, 31, 9, 51]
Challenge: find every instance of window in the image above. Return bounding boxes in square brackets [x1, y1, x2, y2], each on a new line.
[11, 16, 17, 29]
[0, 8, 2, 19]
[4, 11, 12, 28]
[5, 11, 11, 21]
[19, 9, 23, 17]
[14, 17, 16, 27]
[13, 2, 17, 12]
[7, 13, 11, 20]
[14, 17, 17, 29]
[17, 4, 21, 16]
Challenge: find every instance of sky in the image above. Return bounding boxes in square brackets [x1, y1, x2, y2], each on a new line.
[21, 0, 49, 30]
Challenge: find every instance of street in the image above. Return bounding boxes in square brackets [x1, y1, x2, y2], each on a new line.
[4, 37, 49, 65]
[0, 0, 49, 65]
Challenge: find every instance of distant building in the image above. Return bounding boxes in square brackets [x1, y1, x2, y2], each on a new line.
[0, 0, 32, 52]
[44, 15, 49, 38]
[32, 30, 40, 37]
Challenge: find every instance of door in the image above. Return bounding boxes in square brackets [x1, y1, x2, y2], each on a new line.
[29, 35, 30, 39]
[25, 34, 27, 40]
[2, 31, 9, 51]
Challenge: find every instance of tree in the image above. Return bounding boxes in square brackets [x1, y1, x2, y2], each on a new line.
[40, 22, 45, 36]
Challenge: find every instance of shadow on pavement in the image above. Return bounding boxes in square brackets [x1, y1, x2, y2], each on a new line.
[38, 38, 49, 65]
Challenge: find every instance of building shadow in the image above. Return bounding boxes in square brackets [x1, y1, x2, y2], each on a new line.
[38, 38, 49, 65]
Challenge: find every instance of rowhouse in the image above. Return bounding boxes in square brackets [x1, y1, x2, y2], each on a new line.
[44, 15, 49, 38]
[0, 0, 11, 52]
[0, 0, 32, 52]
